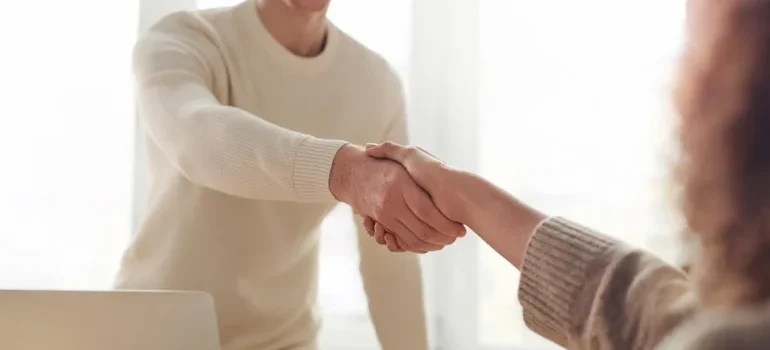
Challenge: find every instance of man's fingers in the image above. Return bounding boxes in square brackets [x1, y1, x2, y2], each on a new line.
[383, 234, 405, 252]
[394, 217, 445, 251]
[370, 220, 408, 252]
[391, 233, 425, 254]
[405, 186, 466, 238]
[374, 222, 387, 245]
[363, 216, 376, 236]
[365, 141, 409, 162]
[382, 226, 427, 254]
[384, 218, 439, 252]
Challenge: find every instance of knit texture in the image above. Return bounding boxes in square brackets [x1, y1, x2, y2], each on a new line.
[519, 218, 615, 346]
[519, 217, 770, 349]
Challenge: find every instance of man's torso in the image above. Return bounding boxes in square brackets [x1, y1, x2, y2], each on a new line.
[116, 2, 402, 349]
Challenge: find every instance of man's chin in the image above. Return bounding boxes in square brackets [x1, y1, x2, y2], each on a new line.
[290, 0, 330, 12]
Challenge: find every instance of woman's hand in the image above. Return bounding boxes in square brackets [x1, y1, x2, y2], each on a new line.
[362, 142, 466, 253]
[362, 141, 546, 266]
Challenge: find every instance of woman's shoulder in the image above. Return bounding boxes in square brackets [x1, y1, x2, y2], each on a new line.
[658, 304, 770, 350]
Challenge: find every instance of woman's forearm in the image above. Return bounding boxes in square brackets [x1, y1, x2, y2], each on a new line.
[362, 140, 546, 265]
[446, 170, 546, 269]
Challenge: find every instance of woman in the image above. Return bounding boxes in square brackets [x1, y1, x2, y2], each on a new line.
[363, 0, 770, 348]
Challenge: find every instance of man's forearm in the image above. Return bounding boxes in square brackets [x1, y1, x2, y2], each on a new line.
[448, 170, 546, 269]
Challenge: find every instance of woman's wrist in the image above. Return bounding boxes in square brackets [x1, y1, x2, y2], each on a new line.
[447, 170, 546, 268]
[437, 168, 477, 222]
[447, 170, 507, 225]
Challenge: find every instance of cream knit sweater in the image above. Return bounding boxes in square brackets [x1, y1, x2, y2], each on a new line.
[115, 1, 427, 349]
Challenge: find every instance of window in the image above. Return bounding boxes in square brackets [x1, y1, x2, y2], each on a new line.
[476, 0, 688, 347]
[0, 1, 137, 289]
[1, 1, 692, 349]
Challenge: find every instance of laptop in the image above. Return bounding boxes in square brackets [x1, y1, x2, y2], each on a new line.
[0, 290, 221, 350]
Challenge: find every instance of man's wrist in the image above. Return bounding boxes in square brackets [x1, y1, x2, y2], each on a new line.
[329, 143, 364, 203]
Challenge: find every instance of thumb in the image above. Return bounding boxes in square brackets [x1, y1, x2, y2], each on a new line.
[365, 141, 408, 162]
[416, 146, 443, 162]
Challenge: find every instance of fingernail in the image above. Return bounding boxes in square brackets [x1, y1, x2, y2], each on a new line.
[365, 143, 376, 149]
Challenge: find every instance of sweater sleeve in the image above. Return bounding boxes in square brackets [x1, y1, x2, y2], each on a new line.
[133, 27, 348, 202]
[356, 91, 429, 350]
[518, 217, 698, 349]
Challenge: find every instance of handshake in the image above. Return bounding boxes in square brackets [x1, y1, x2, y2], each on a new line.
[329, 142, 467, 254]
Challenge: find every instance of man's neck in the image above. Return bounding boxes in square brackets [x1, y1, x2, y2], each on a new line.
[255, 0, 328, 57]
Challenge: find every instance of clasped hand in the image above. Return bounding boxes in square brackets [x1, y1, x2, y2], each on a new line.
[330, 144, 465, 253]
[364, 142, 465, 253]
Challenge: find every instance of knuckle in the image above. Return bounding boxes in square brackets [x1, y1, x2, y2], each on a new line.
[381, 189, 398, 204]
[372, 201, 389, 218]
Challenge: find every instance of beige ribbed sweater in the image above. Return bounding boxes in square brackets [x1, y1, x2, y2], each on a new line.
[115, 1, 428, 349]
[521, 218, 770, 349]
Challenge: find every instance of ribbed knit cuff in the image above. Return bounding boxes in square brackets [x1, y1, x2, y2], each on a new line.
[292, 137, 349, 201]
[518, 217, 617, 346]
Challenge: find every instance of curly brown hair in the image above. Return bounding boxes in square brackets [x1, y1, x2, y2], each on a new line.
[676, 0, 770, 307]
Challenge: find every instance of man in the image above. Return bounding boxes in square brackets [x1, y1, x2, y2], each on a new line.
[115, 0, 465, 349]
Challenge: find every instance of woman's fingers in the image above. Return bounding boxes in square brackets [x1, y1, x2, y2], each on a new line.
[367, 142, 443, 166]
[365, 190, 459, 253]
[400, 209, 455, 247]
[374, 222, 426, 254]
[394, 217, 445, 252]
[365, 142, 409, 162]
[404, 186, 466, 238]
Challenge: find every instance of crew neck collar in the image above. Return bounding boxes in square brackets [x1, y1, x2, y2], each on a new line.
[235, 0, 339, 76]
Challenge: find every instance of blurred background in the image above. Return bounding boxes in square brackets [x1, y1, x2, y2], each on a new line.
[0, 0, 687, 349]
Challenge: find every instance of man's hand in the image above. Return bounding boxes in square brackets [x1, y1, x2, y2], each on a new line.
[364, 142, 546, 266]
[365, 142, 463, 221]
[360, 142, 468, 253]
[330, 144, 465, 252]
